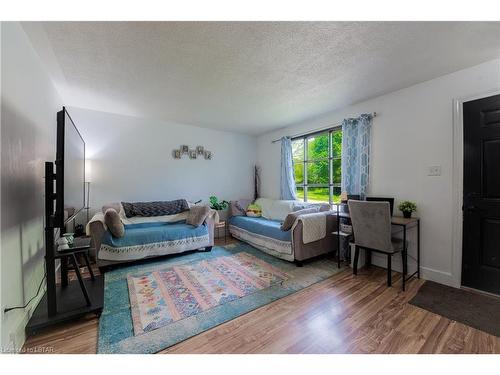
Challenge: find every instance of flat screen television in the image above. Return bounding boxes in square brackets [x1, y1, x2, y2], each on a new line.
[55, 107, 85, 227]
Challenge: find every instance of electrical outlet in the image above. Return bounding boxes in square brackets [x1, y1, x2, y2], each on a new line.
[428, 165, 441, 176]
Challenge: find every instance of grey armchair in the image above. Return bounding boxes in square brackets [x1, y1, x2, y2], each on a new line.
[348, 200, 407, 290]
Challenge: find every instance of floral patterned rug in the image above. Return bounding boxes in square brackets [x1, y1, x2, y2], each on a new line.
[98, 242, 342, 353]
[127, 252, 290, 335]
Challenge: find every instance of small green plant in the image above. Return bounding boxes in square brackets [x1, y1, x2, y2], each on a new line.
[398, 201, 417, 217]
[209, 196, 229, 211]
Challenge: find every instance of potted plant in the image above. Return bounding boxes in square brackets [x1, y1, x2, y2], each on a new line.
[398, 201, 417, 218]
[209, 196, 229, 221]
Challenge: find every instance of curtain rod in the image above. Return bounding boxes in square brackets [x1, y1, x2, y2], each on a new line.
[271, 112, 377, 143]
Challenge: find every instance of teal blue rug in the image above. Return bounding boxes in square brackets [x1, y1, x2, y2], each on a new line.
[97, 242, 341, 353]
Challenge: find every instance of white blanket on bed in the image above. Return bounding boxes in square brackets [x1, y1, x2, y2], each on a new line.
[295, 212, 327, 244]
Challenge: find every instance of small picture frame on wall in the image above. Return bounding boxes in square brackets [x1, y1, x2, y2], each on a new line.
[204, 150, 212, 160]
[172, 149, 181, 159]
[189, 150, 197, 159]
[181, 145, 189, 154]
[196, 145, 204, 155]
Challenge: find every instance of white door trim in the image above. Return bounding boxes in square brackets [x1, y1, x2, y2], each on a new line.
[451, 89, 500, 288]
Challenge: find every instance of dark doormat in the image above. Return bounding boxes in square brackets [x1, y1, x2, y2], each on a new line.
[409, 281, 500, 337]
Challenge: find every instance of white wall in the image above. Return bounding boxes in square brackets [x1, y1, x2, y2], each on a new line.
[67, 107, 257, 214]
[257, 58, 500, 287]
[1, 22, 62, 350]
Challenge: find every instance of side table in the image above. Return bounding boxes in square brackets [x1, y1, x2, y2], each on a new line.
[215, 220, 227, 243]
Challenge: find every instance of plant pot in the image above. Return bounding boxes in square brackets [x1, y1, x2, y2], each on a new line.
[402, 211, 412, 219]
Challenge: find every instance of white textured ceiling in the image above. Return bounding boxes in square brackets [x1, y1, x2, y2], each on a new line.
[23, 22, 500, 135]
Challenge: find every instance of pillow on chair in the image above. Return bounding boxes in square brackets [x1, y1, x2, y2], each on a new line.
[104, 208, 125, 238]
[187, 205, 210, 227]
[280, 207, 320, 231]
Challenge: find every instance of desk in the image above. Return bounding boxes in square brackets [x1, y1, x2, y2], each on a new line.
[333, 205, 420, 287]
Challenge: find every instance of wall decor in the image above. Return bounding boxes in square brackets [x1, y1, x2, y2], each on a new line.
[172, 145, 212, 160]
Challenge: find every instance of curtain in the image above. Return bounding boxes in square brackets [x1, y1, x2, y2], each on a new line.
[341, 113, 372, 199]
[280, 136, 297, 200]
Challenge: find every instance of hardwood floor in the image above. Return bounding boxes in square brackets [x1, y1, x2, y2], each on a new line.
[23, 240, 500, 354]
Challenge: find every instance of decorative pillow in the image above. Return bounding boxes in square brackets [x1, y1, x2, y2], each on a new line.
[102, 202, 126, 218]
[230, 199, 253, 217]
[280, 207, 320, 231]
[104, 208, 125, 238]
[121, 199, 189, 218]
[186, 205, 210, 227]
[246, 204, 262, 217]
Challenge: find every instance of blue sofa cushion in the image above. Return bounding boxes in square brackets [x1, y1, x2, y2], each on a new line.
[229, 216, 291, 242]
[101, 220, 208, 248]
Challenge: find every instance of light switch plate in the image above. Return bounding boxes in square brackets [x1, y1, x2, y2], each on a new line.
[428, 165, 441, 176]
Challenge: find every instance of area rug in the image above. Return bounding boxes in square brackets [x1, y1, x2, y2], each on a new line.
[98, 242, 341, 353]
[409, 281, 500, 337]
[127, 252, 290, 335]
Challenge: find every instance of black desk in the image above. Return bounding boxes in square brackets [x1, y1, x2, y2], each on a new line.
[333, 205, 421, 287]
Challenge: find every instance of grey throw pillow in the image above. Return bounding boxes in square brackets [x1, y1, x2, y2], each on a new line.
[121, 199, 189, 218]
[229, 199, 253, 217]
[280, 207, 320, 231]
[186, 205, 210, 227]
[104, 208, 125, 238]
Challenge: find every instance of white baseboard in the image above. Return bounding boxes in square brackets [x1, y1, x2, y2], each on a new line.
[350, 244, 458, 288]
[420, 267, 457, 288]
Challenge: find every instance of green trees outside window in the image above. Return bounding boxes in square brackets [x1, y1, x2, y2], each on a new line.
[292, 130, 342, 204]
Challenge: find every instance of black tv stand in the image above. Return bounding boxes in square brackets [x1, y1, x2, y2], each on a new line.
[25, 276, 103, 336]
[25, 161, 103, 336]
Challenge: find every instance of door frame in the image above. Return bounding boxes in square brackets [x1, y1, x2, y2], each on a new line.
[452, 89, 500, 288]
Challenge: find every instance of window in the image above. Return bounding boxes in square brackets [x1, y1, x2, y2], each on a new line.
[292, 129, 342, 204]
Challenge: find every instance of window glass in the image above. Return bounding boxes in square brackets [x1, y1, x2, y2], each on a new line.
[292, 128, 342, 204]
[306, 187, 329, 203]
[307, 133, 329, 160]
[307, 161, 329, 185]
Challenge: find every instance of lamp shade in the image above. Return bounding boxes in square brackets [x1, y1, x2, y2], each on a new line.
[85, 159, 92, 183]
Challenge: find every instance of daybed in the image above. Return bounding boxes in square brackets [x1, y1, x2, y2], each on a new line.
[87, 201, 216, 270]
[228, 198, 338, 265]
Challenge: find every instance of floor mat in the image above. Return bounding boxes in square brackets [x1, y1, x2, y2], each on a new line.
[409, 281, 500, 337]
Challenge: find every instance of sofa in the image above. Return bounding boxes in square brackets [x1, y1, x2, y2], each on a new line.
[228, 198, 338, 265]
[87, 201, 216, 270]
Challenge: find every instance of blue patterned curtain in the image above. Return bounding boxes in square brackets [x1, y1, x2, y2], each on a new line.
[280, 137, 297, 200]
[341, 114, 372, 198]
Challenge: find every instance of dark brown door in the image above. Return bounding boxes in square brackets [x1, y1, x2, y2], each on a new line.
[462, 94, 500, 295]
